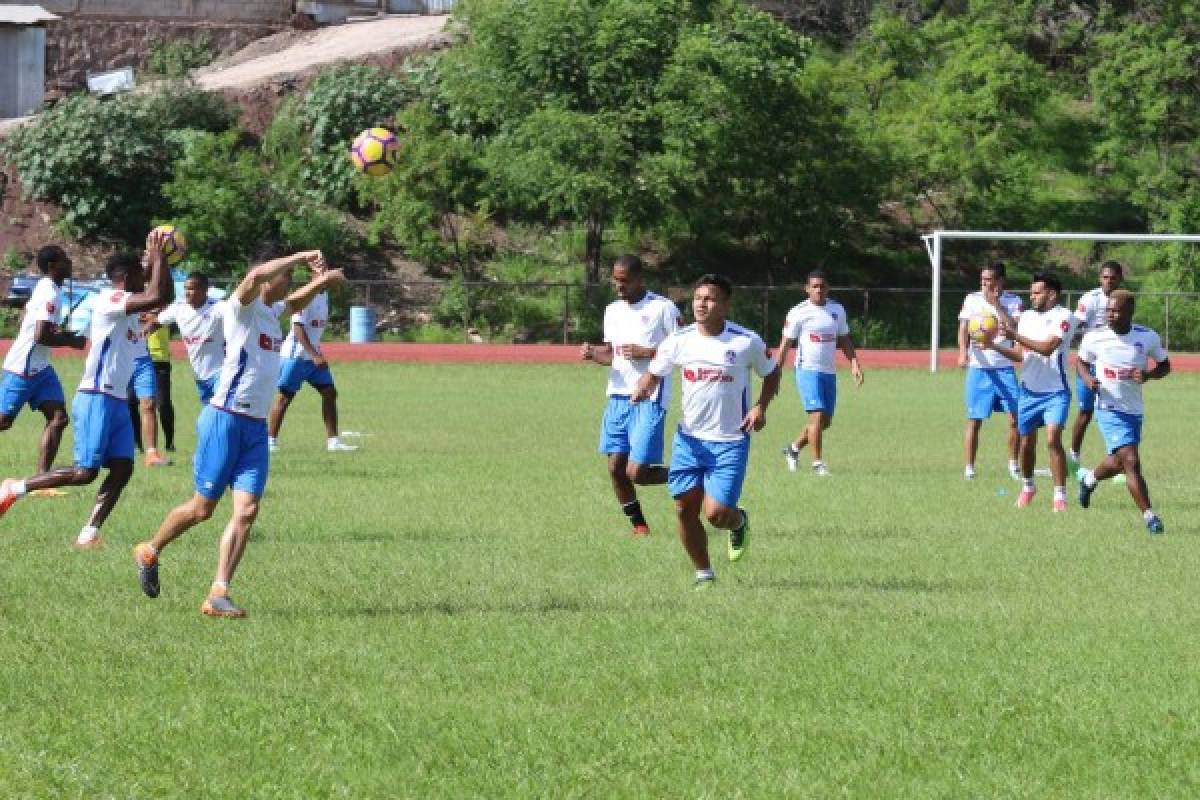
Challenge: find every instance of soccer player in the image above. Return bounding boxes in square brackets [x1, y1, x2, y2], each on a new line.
[133, 250, 344, 618]
[983, 272, 1075, 511]
[267, 289, 357, 452]
[957, 261, 1023, 480]
[127, 329, 169, 467]
[776, 270, 864, 476]
[145, 315, 176, 454]
[631, 274, 780, 589]
[1069, 260, 1123, 466]
[1076, 289, 1170, 534]
[581, 255, 682, 535]
[0, 245, 86, 473]
[153, 273, 224, 406]
[0, 231, 173, 548]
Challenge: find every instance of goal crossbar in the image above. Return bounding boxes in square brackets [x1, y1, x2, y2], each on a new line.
[921, 230, 1200, 372]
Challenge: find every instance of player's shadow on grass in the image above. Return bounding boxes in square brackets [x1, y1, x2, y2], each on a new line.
[275, 595, 594, 618]
[753, 576, 975, 594]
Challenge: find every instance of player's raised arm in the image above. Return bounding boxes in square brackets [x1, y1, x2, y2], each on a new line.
[123, 229, 175, 314]
[234, 250, 321, 306]
[282, 262, 346, 319]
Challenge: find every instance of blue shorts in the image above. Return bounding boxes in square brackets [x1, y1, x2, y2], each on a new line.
[1017, 388, 1070, 435]
[195, 376, 217, 406]
[0, 367, 65, 418]
[193, 406, 270, 500]
[1076, 364, 1097, 412]
[598, 395, 667, 465]
[277, 358, 335, 395]
[965, 367, 1019, 420]
[667, 430, 750, 509]
[128, 355, 157, 401]
[72, 391, 135, 469]
[1096, 409, 1143, 455]
[795, 369, 836, 416]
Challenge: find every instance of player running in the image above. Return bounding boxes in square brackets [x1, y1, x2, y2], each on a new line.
[957, 262, 1023, 480]
[581, 255, 682, 535]
[984, 271, 1075, 511]
[133, 250, 344, 618]
[1075, 289, 1171, 534]
[0, 245, 86, 473]
[267, 289, 357, 453]
[776, 270, 864, 476]
[1069, 260, 1123, 467]
[152, 273, 225, 406]
[631, 274, 780, 589]
[0, 231, 173, 548]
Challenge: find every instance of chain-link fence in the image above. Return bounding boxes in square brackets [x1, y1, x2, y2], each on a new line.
[342, 281, 1200, 351]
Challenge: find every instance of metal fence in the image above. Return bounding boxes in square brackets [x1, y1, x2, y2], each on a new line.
[342, 281, 1200, 351]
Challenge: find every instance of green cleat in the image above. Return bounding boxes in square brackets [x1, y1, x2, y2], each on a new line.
[727, 509, 749, 562]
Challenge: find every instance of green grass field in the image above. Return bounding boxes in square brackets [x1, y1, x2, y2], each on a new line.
[1, 361, 1198, 798]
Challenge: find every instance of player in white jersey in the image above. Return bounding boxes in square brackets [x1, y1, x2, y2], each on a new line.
[582, 255, 682, 536]
[1075, 290, 1171, 534]
[134, 249, 344, 618]
[0, 232, 173, 548]
[153, 272, 225, 406]
[1069, 261, 1123, 466]
[957, 262, 1023, 480]
[0, 245, 86, 473]
[632, 274, 780, 589]
[776, 270, 864, 476]
[984, 272, 1075, 511]
[267, 290, 357, 453]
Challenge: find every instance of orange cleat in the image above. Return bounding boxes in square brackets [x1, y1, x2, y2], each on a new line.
[632, 524, 651, 537]
[0, 479, 19, 518]
[144, 450, 172, 467]
[133, 542, 160, 598]
[201, 589, 247, 619]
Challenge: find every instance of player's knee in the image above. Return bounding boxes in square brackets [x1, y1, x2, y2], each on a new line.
[321, 386, 338, 402]
[74, 467, 100, 484]
[191, 501, 216, 523]
[46, 410, 68, 430]
[0, 415, 12, 431]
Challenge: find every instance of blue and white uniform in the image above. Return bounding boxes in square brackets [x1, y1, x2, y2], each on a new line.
[276, 293, 334, 395]
[195, 295, 283, 500]
[959, 290, 1023, 419]
[782, 299, 849, 417]
[1072, 288, 1109, 412]
[647, 322, 776, 508]
[597, 291, 681, 465]
[1077, 325, 1167, 454]
[73, 288, 141, 468]
[127, 335, 157, 401]
[1016, 305, 1074, 435]
[0, 276, 66, 418]
[158, 299, 224, 405]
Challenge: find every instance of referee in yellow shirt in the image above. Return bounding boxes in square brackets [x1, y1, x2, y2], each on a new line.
[144, 322, 175, 455]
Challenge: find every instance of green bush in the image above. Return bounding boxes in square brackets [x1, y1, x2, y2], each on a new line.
[144, 35, 216, 79]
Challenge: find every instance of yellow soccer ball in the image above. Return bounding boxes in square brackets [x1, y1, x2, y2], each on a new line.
[152, 224, 187, 266]
[350, 127, 401, 177]
[968, 313, 999, 343]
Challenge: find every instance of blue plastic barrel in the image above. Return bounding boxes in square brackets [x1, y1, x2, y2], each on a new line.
[349, 306, 377, 343]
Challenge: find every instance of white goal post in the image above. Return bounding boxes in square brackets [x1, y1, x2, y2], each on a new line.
[921, 230, 1200, 373]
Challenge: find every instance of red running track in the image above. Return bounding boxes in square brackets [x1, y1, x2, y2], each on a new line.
[6, 341, 1199, 371]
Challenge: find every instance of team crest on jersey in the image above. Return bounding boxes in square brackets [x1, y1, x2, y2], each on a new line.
[111, 291, 124, 302]
[46, 302, 56, 314]
[1134, 342, 1144, 351]
[1060, 320, 1069, 332]
[724, 350, 737, 365]
[259, 333, 282, 352]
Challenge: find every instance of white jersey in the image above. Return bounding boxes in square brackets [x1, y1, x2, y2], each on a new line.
[603, 291, 681, 404]
[648, 322, 777, 442]
[158, 300, 224, 382]
[1078, 325, 1167, 416]
[1073, 288, 1109, 334]
[782, 299, 849, 374]
[959, 290, 1023, 369]
[1017, 305, 1074, 394]
[281, 292, 329, 361]
[3, 276, 64, 377]
[211, 295, 284, 420]
[78, 288, 141, 400]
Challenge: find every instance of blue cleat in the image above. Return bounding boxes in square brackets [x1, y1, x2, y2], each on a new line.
[1078, 479, 1095, 510]
[1146, 515, 1165, 535]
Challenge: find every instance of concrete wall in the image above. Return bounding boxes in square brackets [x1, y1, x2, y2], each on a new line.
[0, 1, 293, 22]
[0, 26, 46, 118]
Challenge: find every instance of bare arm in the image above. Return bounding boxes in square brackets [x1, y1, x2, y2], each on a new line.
[1076, 356, 1098, 389]
[580, 342, 614, 366]
[775, 335, 795, 375]
[283, 269, 345, 319]
[1136, 358, 1171, 383]
[1010, 330, 1062, 358]
[741, 365, 782, 433]
[630, 371, 662, 402]
[957, 320, 970, 368]
[123, 230, 175, 315]
[985, 339, 1023, 364]
[837, 333, 864, 386]
[293, 320, 326, 367]
[234, 250, 321, 307]
[33, 319, 86, 349]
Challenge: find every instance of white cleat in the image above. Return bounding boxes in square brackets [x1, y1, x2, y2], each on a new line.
[782, 446, 799, 472]
[812, 462, 829, 477]
[327, 440, 359, 452]
[964, 466, 976, 481]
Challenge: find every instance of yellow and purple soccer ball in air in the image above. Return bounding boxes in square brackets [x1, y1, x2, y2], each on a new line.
[350, 127, 401, 177]
[151, 224, 187, 266]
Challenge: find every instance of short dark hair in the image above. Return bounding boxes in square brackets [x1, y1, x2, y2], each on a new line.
[694, 273, 733, 299]
[1100, 260, 1124, 275]
[185, 271, 210, 288]
[1032, 270, 1062, 293]
[1110, 288, 1135, 312]
[105, 252, 140, 282]
[982, 260, 1006, 280]
[613, 254, 643, 275]
[35, 245, 66, 274]
[806, 269, 828, 284]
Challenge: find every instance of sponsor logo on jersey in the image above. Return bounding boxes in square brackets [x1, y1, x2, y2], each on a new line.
[259, 333, 282, 352]
[809, 333, 835, 343]
[683, 367, 734, 383]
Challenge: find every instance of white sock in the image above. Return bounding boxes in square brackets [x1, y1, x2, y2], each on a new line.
[1082, 470, 1097, 489]
[1069, 450, 1080, 462]
[1054, 486, 1066, 499]
[695, 568, 714, 581]
[268, 437, 278, 445]
[1008, 460, 1019, 472]
[1023, 479, 1036, 490]
[76, 525, 100, 544]
[1143, 509, 1157, 522]
[11, 480, 27, 497]
[964, 465, 976, 477]
[327, 437, 339, 448]
[812, 460, 824, 469]
[211, 579, 229, 593]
